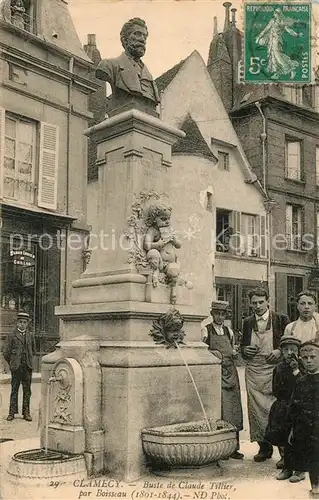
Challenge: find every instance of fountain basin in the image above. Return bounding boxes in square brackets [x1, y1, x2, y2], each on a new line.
[7, 448, 87, 486]
[141, 419, 237, 469]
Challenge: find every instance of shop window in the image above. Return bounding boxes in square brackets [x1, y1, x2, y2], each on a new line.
[287, 275, 304, 321]
[0, 109, 59, 210]
[1, 237, 36, 331]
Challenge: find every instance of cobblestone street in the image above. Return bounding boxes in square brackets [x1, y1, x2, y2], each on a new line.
[0, 376, 41, 442]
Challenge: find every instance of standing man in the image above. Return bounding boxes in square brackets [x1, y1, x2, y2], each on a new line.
[3, 311, 36, 421]
[202, 300, 244, 459]
[284, 291, 319, 343]
[241, 288, 290, 462]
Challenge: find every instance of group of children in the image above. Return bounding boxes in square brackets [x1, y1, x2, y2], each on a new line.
[202, 300, 319, 497]
[265, 336, 319, 496]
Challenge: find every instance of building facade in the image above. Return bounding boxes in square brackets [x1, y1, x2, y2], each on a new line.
[156, 50, 268, 331]
[207, 2, 319, 320]
[0, 0, 98, 369]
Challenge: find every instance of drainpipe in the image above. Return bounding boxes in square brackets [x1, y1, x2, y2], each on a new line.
[255, 102, 267, 193]
[255, 102, 273, 300]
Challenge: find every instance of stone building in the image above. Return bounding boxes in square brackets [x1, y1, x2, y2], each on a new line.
[156, 50, 268, 331]
[207, 2, 319, 320]
[0, 0, 98, 369]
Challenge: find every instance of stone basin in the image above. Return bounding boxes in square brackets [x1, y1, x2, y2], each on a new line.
[7, 448, 87, 486]
[141, 419, 237, 469]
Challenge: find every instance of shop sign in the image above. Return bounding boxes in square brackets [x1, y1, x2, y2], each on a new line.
[10, 249, 36, 266]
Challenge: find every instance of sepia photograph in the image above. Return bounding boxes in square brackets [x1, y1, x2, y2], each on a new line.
[0, 0, 319, 499]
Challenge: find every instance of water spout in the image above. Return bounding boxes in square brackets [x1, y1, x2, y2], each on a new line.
[175, 343, 212, 432]
[45, 375, 63, 454]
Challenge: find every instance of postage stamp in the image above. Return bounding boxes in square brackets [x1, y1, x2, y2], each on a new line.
[244, 2, 312, 83]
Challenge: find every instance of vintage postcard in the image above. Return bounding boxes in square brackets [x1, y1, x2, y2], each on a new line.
[0, 0, 319, 500]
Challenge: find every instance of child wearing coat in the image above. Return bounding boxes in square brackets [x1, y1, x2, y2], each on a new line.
[286, 340, 319, 496]
[264, 335, 305, 482]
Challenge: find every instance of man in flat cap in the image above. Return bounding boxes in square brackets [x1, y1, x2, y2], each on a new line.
[3, 311, 36, 421]
[96, 17, 160, 115]
[202, 300, 244, 459]
[286, 341, 319, 496]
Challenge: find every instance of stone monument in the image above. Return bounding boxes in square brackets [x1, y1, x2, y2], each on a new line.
[40, 18, 221, 481]
[96, 17, 160, 116]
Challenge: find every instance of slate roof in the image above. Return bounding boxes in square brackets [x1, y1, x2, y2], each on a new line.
[155, 58, 186, 93]
[172, 115, 218, 162]
[207, 34, 230, 66]
[232, 83, 291, 112]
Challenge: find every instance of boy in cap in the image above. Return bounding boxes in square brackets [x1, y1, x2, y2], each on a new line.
[286, 341, 319, 496]
[201, 300, 244, 459]
[3, 311, 36, 421]
[264, 336, 305, 482]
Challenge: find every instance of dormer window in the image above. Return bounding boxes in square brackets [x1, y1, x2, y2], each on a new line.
[10, 0, 35, 33]
[218, 151, 230, 171]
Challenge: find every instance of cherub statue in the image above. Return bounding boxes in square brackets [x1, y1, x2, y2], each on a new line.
[143, 204, 181, 304]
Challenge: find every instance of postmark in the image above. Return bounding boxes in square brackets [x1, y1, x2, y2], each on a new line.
[244, 2, 312, 83]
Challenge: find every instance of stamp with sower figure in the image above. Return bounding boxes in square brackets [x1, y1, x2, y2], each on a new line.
[244, 2, 311, 83]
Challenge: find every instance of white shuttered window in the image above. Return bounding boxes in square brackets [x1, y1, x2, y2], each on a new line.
[38, 122, 59, 210]
[0, 109, 59, 211]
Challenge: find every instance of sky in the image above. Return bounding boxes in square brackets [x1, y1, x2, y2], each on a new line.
[68, 0, 319, 78]
[68, 0, 243, 78]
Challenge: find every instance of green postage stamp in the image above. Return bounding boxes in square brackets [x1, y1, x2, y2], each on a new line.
[244, 3, 312, 83]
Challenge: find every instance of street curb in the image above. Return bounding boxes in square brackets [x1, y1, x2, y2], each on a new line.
[0, 373, 41, 385]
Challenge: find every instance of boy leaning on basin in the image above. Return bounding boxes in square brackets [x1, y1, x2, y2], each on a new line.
[201, 300, 244, 460]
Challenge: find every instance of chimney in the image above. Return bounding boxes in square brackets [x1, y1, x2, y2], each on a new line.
[231, 8, 237, 29]
[87, 34, 96, 46]
[213, 16, 218, 36]
[223, 2, 232, 31]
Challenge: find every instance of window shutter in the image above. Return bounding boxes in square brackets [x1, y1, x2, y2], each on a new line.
[0, 107, 5, 199]
[259, 214, 267, 258]
[300, 206, 305, 250]
[38, 122, 59, 210]
[285, 205, 292, 250]
[275, 272, 288, 315]
[230, 211, 243, 255]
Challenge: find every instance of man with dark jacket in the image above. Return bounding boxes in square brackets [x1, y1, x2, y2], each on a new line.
[241, 288, 290, 462]
[3, 311, 36, 421]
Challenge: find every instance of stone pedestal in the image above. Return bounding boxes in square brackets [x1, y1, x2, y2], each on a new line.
[42, 109, 221, 481]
